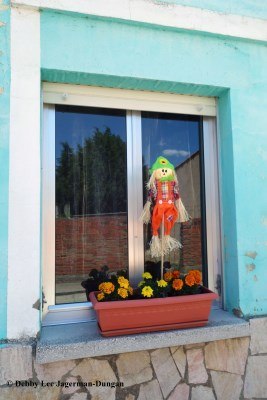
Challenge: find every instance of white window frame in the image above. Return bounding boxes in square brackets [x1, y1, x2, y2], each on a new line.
[42, 83, 221, 326]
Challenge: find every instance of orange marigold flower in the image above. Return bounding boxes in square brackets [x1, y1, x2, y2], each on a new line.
[118, 288, 128, 299]
[172, 278, 184, 291]
[97, 292, 105, 301]
[188, 270, 202, 284]
[185, 274, 196, 287]
[128, 286, 134, 295]
[98, 282, 115, 294]
[163, 271, 173, 282]
[172, 270, 180, 279]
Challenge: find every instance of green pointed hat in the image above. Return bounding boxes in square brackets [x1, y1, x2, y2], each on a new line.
[150, 156, 174, 174]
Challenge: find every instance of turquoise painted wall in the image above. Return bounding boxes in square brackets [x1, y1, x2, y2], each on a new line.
[0, 0, 10, 339]
[41, 12, 267, 316]
[161, 0, 267, 20]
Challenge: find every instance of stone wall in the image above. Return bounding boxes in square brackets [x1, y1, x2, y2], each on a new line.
[1, 318, 267, 399]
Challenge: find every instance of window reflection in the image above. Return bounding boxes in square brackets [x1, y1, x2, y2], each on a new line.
[55, 106, 128, 304]
[142, 112, 204, 281]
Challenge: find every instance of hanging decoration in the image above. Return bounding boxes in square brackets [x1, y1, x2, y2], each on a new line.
[141, 156, 190, 259]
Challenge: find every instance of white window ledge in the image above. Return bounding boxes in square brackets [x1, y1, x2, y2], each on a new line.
[36, 309, 250, 364]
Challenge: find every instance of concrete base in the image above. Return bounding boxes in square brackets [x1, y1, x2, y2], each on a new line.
[36, 309, 249, 363]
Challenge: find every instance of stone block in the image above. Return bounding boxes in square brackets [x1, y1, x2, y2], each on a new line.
[191, 386, 215, 400]
[69, 393, 88, 400]
[34, 358, 76, 383]
[205, 337, 249, 375]
[168, 383, 189, 400]
[0, 386, 61, 400]
[125, 394, 135, 400]
[187, 348, 208, 384]
[250, 317, 267, 355]
[0, 344, 32, 386]
[151, 348, 180, 398]
[137, 380, 163, 400]
[72, 358, 116, 400]
[244, 355, 267, 398]
[62, 376, 79, 395]
[170, 346, 186, 378]
[211, 370, 243, 400]
[116, 351, 152, 387]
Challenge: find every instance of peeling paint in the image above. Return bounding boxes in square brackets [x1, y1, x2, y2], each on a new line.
[160, 0, 267, 20]
[0, 87, 4, 95]
[253, 275, 258, 282]
[246, 263, 256, 272]
[261, 217, 267, 226]
[244, 251, 257, 259]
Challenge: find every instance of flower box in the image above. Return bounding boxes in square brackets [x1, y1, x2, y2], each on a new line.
[89, 287, 218, 337]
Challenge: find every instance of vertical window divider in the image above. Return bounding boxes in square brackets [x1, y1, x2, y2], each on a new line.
[203, 116, 222, 300]
[127, 111, 144, 286]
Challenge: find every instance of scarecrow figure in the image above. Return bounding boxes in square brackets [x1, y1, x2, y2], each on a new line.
[141, 156, 189, 258]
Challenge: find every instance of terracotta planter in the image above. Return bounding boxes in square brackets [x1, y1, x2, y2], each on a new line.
[89, 287, 218, 337]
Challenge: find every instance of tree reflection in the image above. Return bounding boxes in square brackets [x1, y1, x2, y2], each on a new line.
[56, 127, 127, 217]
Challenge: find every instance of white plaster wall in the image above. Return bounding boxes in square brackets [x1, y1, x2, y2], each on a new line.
[8, 7, 41, 338]
[12, 0, 267, 42]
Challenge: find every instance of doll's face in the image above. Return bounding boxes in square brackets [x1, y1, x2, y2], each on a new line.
[155, 167, 173, 181]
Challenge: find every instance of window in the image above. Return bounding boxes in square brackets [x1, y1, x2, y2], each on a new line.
[42, 84, 221, 325]
[55, 106, 127, 304]
[142, 112, 207, 283]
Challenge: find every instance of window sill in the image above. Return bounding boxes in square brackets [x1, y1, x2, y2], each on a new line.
[36, 309, 250, 364]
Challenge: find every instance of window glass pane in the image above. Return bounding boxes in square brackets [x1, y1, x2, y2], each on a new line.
[55, 106, 128, 304]
[142, 112, 206, 282]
